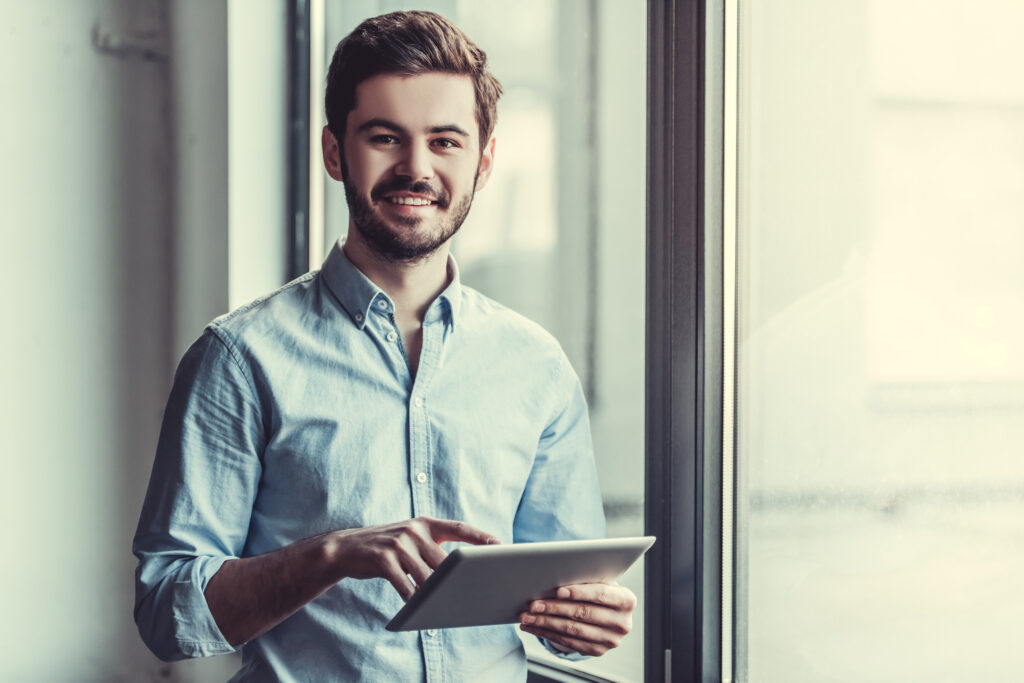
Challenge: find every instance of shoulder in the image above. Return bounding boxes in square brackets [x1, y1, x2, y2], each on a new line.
[457, 285, 578, 389]
[459, 285, 565, 355]
[205, 271, 321, 349]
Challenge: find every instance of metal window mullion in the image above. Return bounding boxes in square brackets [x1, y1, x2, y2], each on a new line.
[704, 1, 727, 681]
[644, 3, 674, 681]
[720, 1, 739, 679]
[646, 0, 724, 681]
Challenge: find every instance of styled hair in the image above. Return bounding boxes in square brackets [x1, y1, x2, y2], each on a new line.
[325, 11, 503, 151]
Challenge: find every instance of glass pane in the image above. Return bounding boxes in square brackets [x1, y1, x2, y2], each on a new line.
[321, 2, 647, 679]
[735, 1, 1024, 680]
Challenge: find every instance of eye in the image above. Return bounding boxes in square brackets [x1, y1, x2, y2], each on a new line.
[369, 134, 399, 145]
[432, 138, 460, 150]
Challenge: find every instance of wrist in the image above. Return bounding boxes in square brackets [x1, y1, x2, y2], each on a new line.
[313, 529, 349, 583]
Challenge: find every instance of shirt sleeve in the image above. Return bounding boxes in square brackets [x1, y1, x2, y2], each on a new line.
[513, 353, 606, 661]
[513, 352, 605, 544]
[132, 328, 265, 661]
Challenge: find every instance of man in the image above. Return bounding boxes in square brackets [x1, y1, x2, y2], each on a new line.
[134, 10, 636, 681]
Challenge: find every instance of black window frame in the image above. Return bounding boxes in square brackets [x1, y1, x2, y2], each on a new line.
[645, 0, 724, 681]
[287, 0, 311, 282]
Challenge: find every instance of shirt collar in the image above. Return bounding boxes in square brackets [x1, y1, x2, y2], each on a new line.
[320, 239, 462, 330]
[434, 255, 463, 330]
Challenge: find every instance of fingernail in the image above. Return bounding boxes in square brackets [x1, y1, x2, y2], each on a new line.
[532, 601, 546, 613]
[557, 587, 571, 599]
[488, 537, 499, 544]
[521, 614, 536, 625]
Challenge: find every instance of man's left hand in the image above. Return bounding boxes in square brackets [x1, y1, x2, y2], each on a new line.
[518, 582, 637, 656]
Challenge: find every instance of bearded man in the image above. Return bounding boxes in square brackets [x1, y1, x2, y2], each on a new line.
[134, 11, 636, 681]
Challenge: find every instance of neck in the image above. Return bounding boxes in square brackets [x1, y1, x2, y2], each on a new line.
[341, 228, 452, 325]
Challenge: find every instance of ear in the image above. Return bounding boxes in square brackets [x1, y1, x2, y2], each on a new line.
[474, 136, 496, 192]
[322, 126, 345, 182]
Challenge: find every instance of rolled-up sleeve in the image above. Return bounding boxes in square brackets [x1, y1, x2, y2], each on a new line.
[133, 328, 265, 661]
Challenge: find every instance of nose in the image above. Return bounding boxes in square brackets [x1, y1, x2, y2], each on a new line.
[394, 140, 434, 181]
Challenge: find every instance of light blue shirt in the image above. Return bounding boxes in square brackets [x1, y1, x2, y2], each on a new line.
[133, 242, 605, 682]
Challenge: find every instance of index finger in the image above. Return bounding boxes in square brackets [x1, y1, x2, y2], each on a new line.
[555, 583, 637, 611]
[423, 518, 500, 546]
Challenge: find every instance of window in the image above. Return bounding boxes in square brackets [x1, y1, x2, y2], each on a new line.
[731, 1, 1024, 680]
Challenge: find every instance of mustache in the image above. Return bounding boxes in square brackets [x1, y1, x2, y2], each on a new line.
[370, 178, 449, 207]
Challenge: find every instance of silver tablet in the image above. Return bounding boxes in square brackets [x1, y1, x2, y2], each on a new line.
[386, 536, 656, 632]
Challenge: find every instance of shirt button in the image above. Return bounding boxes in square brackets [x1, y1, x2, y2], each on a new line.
[354, 312, 363, 322]
[416, 472, 427, 484]
[377, 300, 388, 310]
[414, 396, 424, 408]
[386, 331, 398, 343]
[427, 629, 437, 636]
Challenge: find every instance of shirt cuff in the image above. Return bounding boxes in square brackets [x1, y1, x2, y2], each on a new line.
[540, 637, 590, 661]
[170, 555, 238, 658]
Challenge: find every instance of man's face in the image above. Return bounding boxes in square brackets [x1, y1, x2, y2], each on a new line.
[330, 72, 494, 262]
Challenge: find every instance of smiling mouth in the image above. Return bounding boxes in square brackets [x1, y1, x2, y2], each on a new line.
[385, 196, 436, 206]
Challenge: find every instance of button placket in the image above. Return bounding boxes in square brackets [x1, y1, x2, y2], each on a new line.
[423, 628, 444, 683]
[408, 319, 446, 683]
[408, 325, 439, 526]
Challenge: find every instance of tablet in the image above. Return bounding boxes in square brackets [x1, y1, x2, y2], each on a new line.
[385, 536, 655, 632]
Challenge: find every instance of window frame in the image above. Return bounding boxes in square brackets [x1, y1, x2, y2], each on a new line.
[287, 0, 311, 281]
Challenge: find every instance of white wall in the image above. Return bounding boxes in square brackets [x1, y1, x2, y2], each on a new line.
[1, 1, 285, 680]
[4, 0, 172, 678]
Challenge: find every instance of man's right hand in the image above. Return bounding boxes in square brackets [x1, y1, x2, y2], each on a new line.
[205, 516, 497, 646]
[324, 517, 500, 600]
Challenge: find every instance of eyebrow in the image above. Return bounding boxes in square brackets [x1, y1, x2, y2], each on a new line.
[356, 118, 471, 138]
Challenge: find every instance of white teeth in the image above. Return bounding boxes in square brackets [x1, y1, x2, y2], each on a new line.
[388, 197, 433, 206]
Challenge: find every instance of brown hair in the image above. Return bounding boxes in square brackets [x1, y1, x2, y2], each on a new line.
[325, 11, 502, 152]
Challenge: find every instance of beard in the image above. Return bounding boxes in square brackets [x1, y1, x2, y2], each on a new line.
[345, 175, 475, 263]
